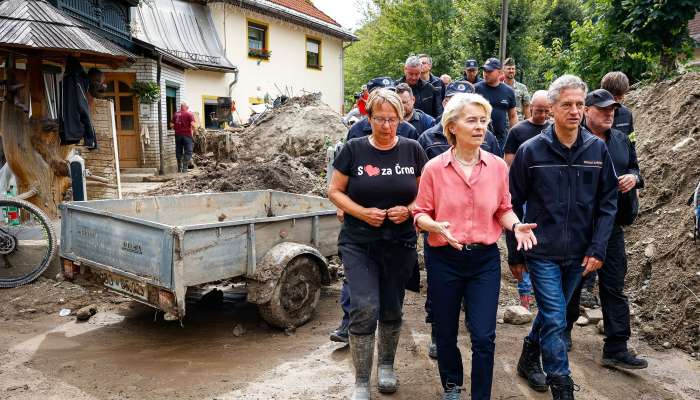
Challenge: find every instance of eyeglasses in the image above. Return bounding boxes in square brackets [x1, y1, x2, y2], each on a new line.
[371, 117, 400, 126]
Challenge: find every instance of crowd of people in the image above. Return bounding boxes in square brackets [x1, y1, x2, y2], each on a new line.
[331, 55, 645, 400]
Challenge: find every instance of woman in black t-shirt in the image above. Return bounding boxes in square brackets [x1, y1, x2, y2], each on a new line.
[329, 88, 428, 400]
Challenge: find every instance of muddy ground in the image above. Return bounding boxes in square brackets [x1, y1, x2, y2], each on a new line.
[1, 264, 699, 400]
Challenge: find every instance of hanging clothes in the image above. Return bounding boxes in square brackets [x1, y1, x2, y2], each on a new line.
[59, 56, 97, 149]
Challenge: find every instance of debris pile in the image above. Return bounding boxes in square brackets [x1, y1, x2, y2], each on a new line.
[150, 94, 346, 197]
[624, 73, 700, 353]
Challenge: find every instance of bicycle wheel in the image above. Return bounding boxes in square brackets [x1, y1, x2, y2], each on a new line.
[0, 197, 57, 288]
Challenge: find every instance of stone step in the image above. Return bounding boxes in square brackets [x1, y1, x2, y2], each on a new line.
[120, 173, 156, 183]
[120, 167, 158, 175]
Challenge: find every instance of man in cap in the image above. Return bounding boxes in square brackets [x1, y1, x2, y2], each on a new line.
[419, 54, 446, 100]
[508, 75, 618, 399]
[346, 77, 418, 141]
[462, 59, 483, 85]
[504, 58, 531, 121]
[418, 81, 501, 160]
[562, 89, 647, 370]
[396, 82, 436, 137]
[475, 58, 517, 150]
[396, 55, 443, 118]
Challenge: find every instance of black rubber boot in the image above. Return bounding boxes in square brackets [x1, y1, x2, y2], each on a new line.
[330, 321, 349, 343]
[517, 337, 548, 392]
[377, 321, 401, 393]
[547, 375, 578, 400]
[602, 350, 648, 369]
[350, 333, 374, 400]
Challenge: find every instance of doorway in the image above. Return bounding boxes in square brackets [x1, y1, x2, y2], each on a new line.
[104, 73, 140, 168]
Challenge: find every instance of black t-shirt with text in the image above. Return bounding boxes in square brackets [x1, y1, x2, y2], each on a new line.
[475, 81, 516, 143]
[504, 120, 551, 155]
[333, 136, 428, 243]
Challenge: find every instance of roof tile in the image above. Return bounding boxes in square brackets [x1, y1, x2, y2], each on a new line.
[268, 0, 340, 27]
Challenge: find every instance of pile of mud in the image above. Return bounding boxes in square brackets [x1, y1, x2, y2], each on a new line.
[624, 73, 700, 353]
[150, 94, 346, 197]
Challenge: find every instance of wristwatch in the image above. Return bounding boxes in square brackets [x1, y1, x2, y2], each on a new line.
[512, 222, 520, 231]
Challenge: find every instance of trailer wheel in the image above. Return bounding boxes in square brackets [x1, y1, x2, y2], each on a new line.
[257, 255, 322, 329]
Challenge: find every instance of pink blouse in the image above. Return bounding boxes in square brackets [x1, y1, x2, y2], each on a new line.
[413, 148, 513, 247]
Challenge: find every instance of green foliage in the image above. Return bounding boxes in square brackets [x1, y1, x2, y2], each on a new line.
[132, 81, 160, 104]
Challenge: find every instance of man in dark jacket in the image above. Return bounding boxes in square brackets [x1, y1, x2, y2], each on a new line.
[507, 75, 618, 399]
[396, 82, 435, 137]
[418, 54, 446, 100]
[600, 71, 634, 136]
[462, 59, 483, 85]
[564, 89, 647, 369]
[395, 55, 443, 118]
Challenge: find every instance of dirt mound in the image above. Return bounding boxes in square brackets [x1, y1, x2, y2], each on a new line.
[150, 94, 345, 197]
[623, 73, 700, 353]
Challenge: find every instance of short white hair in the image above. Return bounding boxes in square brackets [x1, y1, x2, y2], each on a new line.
[404, 55, 422, 69]
[180, 101, 188, 108]
[548, 75, 587, 104]
[531, 90, 549, 104]
[441, 93, 492, 145]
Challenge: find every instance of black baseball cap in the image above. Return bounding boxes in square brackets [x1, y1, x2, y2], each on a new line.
[483, 57, 502, 71]
[445, 80, 475, 97]
[585, 89, 621, 108]
[464, 59, 478, 69]
[367, 77, 395, 93]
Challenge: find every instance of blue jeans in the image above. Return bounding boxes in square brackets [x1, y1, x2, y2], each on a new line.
[517, 271, 533, 295]
[526, 258, 583, 377]
[426, 244, 500, 399]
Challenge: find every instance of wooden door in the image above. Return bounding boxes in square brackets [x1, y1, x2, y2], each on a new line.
[104, 73, 140, 168]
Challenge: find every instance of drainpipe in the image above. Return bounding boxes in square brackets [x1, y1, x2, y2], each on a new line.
[227, 67, 239, 98]
[157, 54, 164, 175]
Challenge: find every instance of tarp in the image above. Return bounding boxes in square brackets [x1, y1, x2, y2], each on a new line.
[131, 0, 237, 72]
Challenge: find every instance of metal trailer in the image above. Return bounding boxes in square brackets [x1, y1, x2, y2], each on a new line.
[59, 190, 340, 328]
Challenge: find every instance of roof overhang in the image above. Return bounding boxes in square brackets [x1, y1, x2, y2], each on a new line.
[210, 0, 357, 42]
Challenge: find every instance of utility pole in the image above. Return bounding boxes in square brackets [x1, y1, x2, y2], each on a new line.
[499, 0, 509, 63]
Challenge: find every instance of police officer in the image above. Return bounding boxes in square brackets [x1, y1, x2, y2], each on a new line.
[508, 75, 618, 399]
[395, 55, 443, 118]
[346, 77, 418, 141]
[564, 89, 647, 370]
[462, 59, 483, 85]
[396, 82, 435, 137]
[475, 58, 517, 151]
[418, 81, 501, 160]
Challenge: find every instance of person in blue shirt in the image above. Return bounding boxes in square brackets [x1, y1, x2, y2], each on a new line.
[346, 77, 418, 141]
[396, 82, 435, 137]
[474, 58, 517, 151]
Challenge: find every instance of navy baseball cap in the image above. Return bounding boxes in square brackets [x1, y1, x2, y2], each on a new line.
[367, 77, 395, 93]
[585, 89, 621, 108]
[464, 59, 478, 69]
[445, 80, 475, 97]
[483, 57, 502, 71]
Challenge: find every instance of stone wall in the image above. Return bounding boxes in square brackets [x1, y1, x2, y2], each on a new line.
[84, 98, 119, 200]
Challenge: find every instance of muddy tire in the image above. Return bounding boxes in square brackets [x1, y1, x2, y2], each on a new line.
[257, 255, 322, 329]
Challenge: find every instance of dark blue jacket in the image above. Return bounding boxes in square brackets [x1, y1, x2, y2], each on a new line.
[346, 117, 418, 141]
[417, 119, 502, 159]
[395, 77, 443, 118]
[613, 105, 634, 136]
[428, 74, 446, 100]
[507, 125, 618, 264]
[407, 109, 436, 137]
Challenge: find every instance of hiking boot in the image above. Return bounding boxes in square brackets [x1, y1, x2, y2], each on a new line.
[377, 321, 401, 393]
[547, 375, 579, 400]
[428, 325, 437, 359]
[517, 337, 548, 392]
[602, 351, 649, 369]
[329, 321, 349, 343]
[564, 330, 572, 352]
[442, 383, 462, 400]
[580, 288, 598, 308]
[520, 294, 533, 310]
[349, 333, 374, 400]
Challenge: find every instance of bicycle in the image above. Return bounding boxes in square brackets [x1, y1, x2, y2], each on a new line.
[0, 196, 57, 288]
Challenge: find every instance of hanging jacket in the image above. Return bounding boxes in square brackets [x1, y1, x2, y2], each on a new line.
[60, 56, 96, 148]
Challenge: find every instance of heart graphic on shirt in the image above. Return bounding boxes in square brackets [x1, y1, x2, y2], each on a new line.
[365, 164, 380, 177]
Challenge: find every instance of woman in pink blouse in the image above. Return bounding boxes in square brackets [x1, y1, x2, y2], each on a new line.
[413, 93, 537, 400]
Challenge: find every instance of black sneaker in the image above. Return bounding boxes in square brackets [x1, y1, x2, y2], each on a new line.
[602, 351, 648, 369]
[564, 330, 572, 352]
[429, 326, 438, 359]
[329, 323, 349, 343]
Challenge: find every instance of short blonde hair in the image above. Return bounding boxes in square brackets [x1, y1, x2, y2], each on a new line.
[441, 93, 492, 145]
[366, 88, 404, 120]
